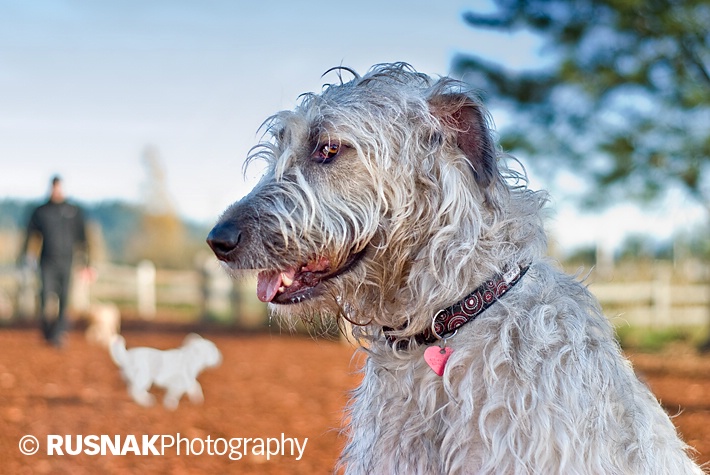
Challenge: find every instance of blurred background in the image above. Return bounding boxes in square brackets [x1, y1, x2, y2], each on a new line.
[1, 0, 708, 349]
[1, 1, 709, 473]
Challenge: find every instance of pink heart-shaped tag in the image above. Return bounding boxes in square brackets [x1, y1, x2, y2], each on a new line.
[424, 346, 453, 376]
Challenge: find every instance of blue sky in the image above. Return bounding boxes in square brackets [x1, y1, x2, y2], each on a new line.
[0, 0, 704, 251]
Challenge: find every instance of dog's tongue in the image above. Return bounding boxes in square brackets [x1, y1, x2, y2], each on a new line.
[256, 268, 297, 302]
[257, 270, 282, 302]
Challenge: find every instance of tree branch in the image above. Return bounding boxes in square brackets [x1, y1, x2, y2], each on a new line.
[680, 37, 710, 87]
[462, 11, 515, 29]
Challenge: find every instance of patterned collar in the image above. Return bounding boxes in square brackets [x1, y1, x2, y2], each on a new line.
[385, 265, 529, 348]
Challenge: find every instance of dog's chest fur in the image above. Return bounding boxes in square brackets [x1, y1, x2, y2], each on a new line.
[342, 262, 699, 474]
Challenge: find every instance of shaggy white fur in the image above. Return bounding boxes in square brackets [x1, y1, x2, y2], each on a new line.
[110, 334, 221, 410]
[207, 63, 705, 474]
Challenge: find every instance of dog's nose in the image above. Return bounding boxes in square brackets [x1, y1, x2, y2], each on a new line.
[206, 221, 242, 261]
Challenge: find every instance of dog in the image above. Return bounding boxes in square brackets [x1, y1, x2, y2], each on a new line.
[85, 301, 121, 348]
[207, 63, 704, 474]
[110, 333, 221, 410]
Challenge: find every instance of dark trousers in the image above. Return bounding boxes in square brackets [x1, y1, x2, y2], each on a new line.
[39, 262, 72, 343]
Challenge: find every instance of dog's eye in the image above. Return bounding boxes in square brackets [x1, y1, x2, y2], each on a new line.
[313, 143, 342, 164]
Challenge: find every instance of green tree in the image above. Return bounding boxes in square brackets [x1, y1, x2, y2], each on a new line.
[453, 0, 710, 210]
[127, 146, 188, 269]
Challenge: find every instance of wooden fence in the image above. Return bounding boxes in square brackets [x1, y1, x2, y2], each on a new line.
[0, 260, 267, 327]
[590, 278, 709, 327]
[1, 261, 708, 328]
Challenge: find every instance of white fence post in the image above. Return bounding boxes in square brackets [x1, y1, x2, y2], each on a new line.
[136, 260, 156, 319]
[201, 258, 232, 321]
[651, 268, 672, 328]
[17, 265, 37, 320]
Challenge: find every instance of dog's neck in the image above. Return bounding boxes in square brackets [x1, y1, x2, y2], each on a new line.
[384, 265, 529, 348]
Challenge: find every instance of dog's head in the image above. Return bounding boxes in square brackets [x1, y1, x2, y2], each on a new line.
[207, 63, 546, 335]
[183, 334, 222, 369]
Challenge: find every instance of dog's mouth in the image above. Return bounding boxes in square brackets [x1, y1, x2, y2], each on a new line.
[256, 251, 364, 305]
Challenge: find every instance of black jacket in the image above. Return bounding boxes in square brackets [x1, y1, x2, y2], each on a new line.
[23, 200, 88, 267]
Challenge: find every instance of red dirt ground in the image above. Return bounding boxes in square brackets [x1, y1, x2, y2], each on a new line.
[1, 326, 708, 474]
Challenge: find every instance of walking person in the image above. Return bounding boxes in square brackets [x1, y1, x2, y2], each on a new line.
[19, 176, 89, 347]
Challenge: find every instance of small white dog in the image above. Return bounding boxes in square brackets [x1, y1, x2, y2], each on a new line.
[85, 302, 121, 348]
[110, 333, 222, 410]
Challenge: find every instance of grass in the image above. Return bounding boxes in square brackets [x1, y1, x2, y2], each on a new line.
[614, 325, 708, 353]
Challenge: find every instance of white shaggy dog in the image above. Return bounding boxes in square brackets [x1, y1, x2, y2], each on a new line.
[110, 333, 221, 410]
[207, 63, 705, 474]
[85, 302, 121, 348]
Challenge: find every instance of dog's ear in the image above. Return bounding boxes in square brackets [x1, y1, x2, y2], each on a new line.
[428, 93, 497, 190]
